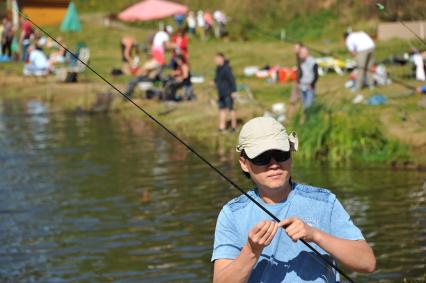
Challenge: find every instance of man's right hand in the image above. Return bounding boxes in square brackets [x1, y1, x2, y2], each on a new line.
[247, 220, 279, 256]
[213, 221, 279, 283]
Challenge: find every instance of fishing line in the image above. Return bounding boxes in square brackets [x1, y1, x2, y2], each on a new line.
[376, 2, 426, 46]
[17, 11, 355, 283]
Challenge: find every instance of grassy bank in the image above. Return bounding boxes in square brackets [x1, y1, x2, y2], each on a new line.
[74, 0, 426, 41]
[1, 11, 425, 167]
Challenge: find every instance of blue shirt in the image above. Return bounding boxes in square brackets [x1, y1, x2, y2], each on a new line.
[211, 182, 364, 283]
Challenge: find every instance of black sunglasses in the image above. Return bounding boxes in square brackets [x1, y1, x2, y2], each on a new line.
[242, 150, 291, 166]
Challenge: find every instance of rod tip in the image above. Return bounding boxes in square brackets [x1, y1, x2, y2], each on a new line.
[376, 2, 385, 11]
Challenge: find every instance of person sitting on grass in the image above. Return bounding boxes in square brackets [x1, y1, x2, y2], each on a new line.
[48, 36, 68, 66]
[212, 117, 376, 283]
[170, 28, 189, 69]
[23, 44, 49, 76]
[416, 85, 426, 94]
[163, 54, 193, 101]
[123, 58, 162, 98]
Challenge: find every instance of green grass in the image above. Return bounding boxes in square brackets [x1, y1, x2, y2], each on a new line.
[284, 10, 338, 41]
[1, 8, 425, 166]
[72, 0, 426, 41]
[292, 104, 409, 163]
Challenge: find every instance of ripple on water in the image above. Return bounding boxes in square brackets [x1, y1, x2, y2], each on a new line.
[0, 103, 425, 282]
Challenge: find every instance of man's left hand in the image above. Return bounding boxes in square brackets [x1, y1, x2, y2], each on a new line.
[279, 217, 319, 242]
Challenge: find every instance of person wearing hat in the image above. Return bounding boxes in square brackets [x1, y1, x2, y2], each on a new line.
[212, 117, 376, 282]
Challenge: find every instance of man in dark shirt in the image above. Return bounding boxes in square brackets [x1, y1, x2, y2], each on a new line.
[214, 53, 237, 132]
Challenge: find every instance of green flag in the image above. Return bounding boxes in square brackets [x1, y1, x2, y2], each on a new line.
[60, 1, 81, 32]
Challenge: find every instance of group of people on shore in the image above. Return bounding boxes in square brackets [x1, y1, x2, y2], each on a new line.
[120, 26, 193, 102]
[121, 25, 419, 131]
[288, 30, 378, 120]
[176, 10, 228, 40]
[120, 21, 237, 132]
[1, 16, 34, 61]
[1, 15, 69, 76]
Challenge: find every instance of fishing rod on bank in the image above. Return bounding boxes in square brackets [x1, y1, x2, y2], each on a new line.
[16, 10, 356, 283]
[376, 2, 426, 47]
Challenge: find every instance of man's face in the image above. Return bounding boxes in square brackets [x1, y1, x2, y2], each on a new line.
[294, 44, 301, 55]
[214, 55, 224, 66]
[299, 47, 309, 60]
[239, 152, 291, 190]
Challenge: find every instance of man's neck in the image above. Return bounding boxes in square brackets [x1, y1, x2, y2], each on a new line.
[258, 181, 292, 204]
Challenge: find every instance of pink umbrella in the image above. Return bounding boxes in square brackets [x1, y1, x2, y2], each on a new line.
[118, 0, 188, 21]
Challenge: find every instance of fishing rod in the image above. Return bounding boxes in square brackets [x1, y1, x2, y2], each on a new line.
[376, 2, 426, 46]
[17, 10, 356, 283]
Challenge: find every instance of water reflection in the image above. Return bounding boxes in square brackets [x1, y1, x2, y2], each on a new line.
[0, 100, 424, 282]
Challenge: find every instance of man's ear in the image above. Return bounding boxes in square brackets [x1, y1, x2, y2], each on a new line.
[239, 156, 250, 173]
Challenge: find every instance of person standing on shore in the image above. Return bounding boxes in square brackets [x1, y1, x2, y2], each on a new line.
[196, 11, 206, 41]
[120, 36, 139, 75]
[19, 16, 34, 62]
[151, 27, 171, 66]
[288, 42, 303, 118]
[212, 117, 376, 283]
[214, 53, 237, 132]
[1, 17, 14, 58]
[344, 31, 375, 92]
[186, 11, 196, 36]
[298, 47, 319, 114]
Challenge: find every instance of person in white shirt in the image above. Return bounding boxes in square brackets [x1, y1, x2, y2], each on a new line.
[186, 11, 196, 35]
[196, 10, 205, 40]
[213, 10, 227, 38]
[23, 44, 49, 76]
[151, 28, 170, 65]
[344, 31, 375, 91]
[412, 49, 425, 81]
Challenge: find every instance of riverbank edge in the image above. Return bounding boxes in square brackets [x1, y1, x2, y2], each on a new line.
[1, 73, 424, 171]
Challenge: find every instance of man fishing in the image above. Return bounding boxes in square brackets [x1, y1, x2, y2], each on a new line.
[212, 117, 376, 282]
[344, 31, 375, 92]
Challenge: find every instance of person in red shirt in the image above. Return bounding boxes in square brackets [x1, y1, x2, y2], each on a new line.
[170, 28, 189, 69]
[20, 16, 34, 61]
[204, 11, 214, 37]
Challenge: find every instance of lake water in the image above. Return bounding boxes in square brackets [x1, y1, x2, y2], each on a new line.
[0, 99, 425, 282]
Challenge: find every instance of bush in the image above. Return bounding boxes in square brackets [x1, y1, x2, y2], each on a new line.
[293, 104, 409, 163]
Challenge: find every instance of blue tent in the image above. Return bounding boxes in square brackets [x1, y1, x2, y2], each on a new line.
[60, 1, 81, 32]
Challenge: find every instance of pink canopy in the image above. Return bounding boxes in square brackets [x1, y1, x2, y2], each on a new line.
[118, 0, 188, 21]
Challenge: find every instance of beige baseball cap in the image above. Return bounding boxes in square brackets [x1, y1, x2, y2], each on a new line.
[236, 117, 298, 159]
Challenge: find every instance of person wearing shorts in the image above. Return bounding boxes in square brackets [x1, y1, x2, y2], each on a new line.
[214, 53, 237, 132]
[218, 95, 233, 110]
